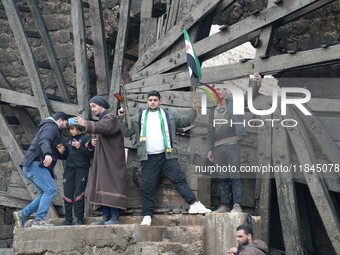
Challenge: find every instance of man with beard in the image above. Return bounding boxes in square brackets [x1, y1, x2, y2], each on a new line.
[76, 96, 127, 225]
[13, 112, 68, 227]
[118, 90, 211, 226]
[208, 73, 262, 213]
[228, 224, 268, 255]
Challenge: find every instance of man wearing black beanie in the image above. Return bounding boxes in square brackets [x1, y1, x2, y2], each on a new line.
[76, 96, 127, 225]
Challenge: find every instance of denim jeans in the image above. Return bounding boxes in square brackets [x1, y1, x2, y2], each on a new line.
[102, 206, 119, 217]
[22, 161, 57, 220]
[213, 143, 242, 208]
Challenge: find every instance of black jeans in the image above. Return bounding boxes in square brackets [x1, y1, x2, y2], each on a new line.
[63, 167, 89, 221]
[213, 143, 242, 208]
[140, 153, 196, 216]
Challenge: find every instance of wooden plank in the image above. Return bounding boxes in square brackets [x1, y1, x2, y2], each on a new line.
[26, 0, 71, 103]
[138, 0, 158, 56]
[0, 70, 12, 89]
[307, 98, 340, 113]
[127, 91, 197, 108]
[108, 0, 131, 114]
[89, 0, 110, 96]
[167, 0, 180, 33]
[316, 116, 340, 141]
[2, 0, 51, 119]
[272, 110, 303, 254]
[255, 0, 276, 58]
[285, 106, 340, 254]
[130, 0, 224, 76]
[0, 109, 58, 218]
[0, 191, 29, 209]
[296, 111, 340, 164]
[0, 87, 78, 116]
[255, 110, 272, 245]
[127, 44, 340, 92]
[71, 0, 90, 119]
[12, 107, 37, 141]
[131, 0, 334, 80]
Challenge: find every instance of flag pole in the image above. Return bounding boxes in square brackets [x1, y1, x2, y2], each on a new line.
[192, 86, 200, 117]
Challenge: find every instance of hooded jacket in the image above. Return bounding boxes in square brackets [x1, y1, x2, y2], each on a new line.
[20, 117, 62, 175]
[59, 133, 93, 169]
[239, 240, 269, 255]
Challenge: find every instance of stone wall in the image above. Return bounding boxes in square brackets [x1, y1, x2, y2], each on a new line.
[0, 206, 14, 248]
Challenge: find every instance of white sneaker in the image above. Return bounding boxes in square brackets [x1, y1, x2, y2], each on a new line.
[141, 215, 152, 226]
[188, 201, 212, 214]
[230, 204, 242, 213]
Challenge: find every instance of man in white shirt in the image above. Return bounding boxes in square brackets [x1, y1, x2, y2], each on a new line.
[118, 90, 211, 225]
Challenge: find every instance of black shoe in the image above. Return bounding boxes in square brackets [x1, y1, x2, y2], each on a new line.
[61, 220, 73, 226]
[104, 215, 119, 225]
[91, 216, 110, 225]
[75, 219, 84, 225]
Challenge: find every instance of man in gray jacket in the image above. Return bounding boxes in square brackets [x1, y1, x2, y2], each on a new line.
[118, 90, 211, 226]
[228, 224, 268, 255]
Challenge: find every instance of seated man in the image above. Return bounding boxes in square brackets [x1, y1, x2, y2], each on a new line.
[118, 90, 211, 226]
[228, 224, 268, 255]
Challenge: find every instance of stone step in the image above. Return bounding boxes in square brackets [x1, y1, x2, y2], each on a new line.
[126, 241, 204, 255]
[13, 224, 205, 254]
[13, 214, 258, 255]
[0, 248, 14, 255]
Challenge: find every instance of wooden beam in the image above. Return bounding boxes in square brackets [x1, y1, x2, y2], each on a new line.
[71, 0, 90, 119]
[12, 107, 37, 141]
[130, 0, 227, 77]
[127, 91, 196, 108]
[138, 0, 158, 56]
[0, 109, 58, 218]
[89, 0, 110, 96]
[255, 112, 273, 246]
[285, 106, 340, 254]
[127, 44, 340, 92]
[296, 110, 340, 164]
[0, 191, 29, 209]
[0, 70, 12, 89]
[317, 116, 340, 141]
[307, 98, 340, 113]
[2, 0, 51, 119]
[109, 0, 131, 114]
[26, 0, 71, 103]
[255, 0, 276, 58]
[272, 110, 303, 254]
[0, 87, 78, 116]
[131, 0, 335, 80]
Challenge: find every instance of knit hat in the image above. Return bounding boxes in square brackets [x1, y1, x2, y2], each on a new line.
[53, 112, 68, 121]
[89, 96, 110, 109]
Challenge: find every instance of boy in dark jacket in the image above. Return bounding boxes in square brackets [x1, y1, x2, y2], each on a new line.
[58, 123, 93, 225]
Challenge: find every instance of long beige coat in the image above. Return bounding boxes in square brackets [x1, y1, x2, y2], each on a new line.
[85, 112, 127, 210]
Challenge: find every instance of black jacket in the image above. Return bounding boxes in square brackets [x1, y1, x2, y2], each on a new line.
[20, 117, 62, 173]
[208, 81, 260, 151]
[60, 133, 93, 169]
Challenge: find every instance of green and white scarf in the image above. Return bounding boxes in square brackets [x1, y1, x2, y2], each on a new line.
[140, 108, 172, 152]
